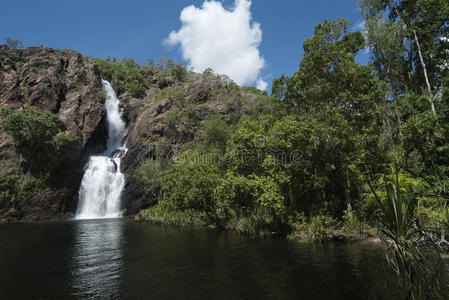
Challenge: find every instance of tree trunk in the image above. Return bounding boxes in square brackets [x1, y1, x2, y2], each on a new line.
[414, 30, 437, 115]
[345, 168, 352, 214]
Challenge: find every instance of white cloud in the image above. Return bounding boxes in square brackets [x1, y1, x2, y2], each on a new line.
[165, 0, 265, 87]
[353, 20, 366, 33]
[256, 78, 268, 90]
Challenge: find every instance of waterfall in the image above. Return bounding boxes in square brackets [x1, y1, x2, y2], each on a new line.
[75, 80, 127, 220]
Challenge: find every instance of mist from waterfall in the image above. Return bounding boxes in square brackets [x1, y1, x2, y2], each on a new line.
[75, 80, 127, 220]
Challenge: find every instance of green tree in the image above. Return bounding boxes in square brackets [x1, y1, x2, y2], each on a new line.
[161, 153, 224, 228]
[360, 0, 449, 114]
[271, 18, 386, 215]
[170, 63, 187, 82]
[0, 108, 78, 173]
[95, 57, 147, 98]
[202, 116, 229, 153]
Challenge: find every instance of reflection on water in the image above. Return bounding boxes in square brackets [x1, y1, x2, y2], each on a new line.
[0, 219, 405, 299]
[71, 219, 123, 298]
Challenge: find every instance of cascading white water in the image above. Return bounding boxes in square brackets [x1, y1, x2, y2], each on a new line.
[75, 80, 127, 220]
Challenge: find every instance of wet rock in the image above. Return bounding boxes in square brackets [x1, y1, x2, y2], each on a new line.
[330, 232, 349, 242]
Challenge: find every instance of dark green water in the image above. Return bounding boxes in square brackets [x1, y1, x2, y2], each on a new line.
[0, 219, 400, 299]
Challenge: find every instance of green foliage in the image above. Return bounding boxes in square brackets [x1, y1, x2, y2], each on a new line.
[157, 86, 185, 106]
[156, 57, 174, 70]
[139, 205, 202, 226]
[124, 80, 146, 98]
[360, 0, 449, 96]
[135, 138, 173, 198]
[95, 57, 147, 98]
[77, 68, 87, 82]
[138, 13, 449, 255]
[369, 168, 446, 299]
[169, 63, 187, 82]
[202, 116, 229, 152]
[363, 171, 427, 220]
[154, 137, 173, 163]
[290, 213, 336, 241]
[0, 174, 48, 215]
[0, 108, 79, 173]
[97, 89, 107, 102]
[136, 159, 165, 198]
[341, 211, 365, 237]
[240, 86, 267, 96]
[163, 110, 179, 132]
[308, 215, 336, 241]
[161, 154, 224, 228]
[1, 108, 65, 156]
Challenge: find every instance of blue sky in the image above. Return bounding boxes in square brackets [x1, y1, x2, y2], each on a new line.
[0, 0, 368, 89]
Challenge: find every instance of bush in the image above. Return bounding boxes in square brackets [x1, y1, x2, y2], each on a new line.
[1, 108, 66, 156]
[161, 155, 224, 228]
[0, 175, 48, 215]
[125, 80, 146, 98]
[341, 211, 365, 237]
[94, 57, 147, 98]
[307, 215, 336, 241]
[202, 116, 229, 152]
[0, 108, 79, 173]
[154, 137, 172, 165]
[290, 213, 336, 241]
[170, 63, 187, 82]
[97, 89, 107, 102]
[158, 86, 184, 106]
[163, 110, 179, 132]
[136, 159, 165, 198]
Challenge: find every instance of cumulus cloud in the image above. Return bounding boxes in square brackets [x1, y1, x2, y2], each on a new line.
[256, 78, 268, 90]
[165, 0, 266, 88]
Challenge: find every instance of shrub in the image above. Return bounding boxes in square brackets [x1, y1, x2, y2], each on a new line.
[163, 110, 178, 132]
[154, 137, 172, 166]
[1, 108, 65, 157]
[125, 80, 146, 98]
[158, 86, 184, 106]
[94, 57, 147, 98]
[0, 108, 79, 173]
[369, 169, 446, 298]
[289, 213, 336, 241]
[161, 155, 224, 228]
[307, 215, 336, 241]
[202, 116, 229, 152]
[136, 159, 165, 198]
[341, 211, 365, 237]
[97, 89, 107, 102]
[170, 63, 187, 82]
[0, 174, 48, 215]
